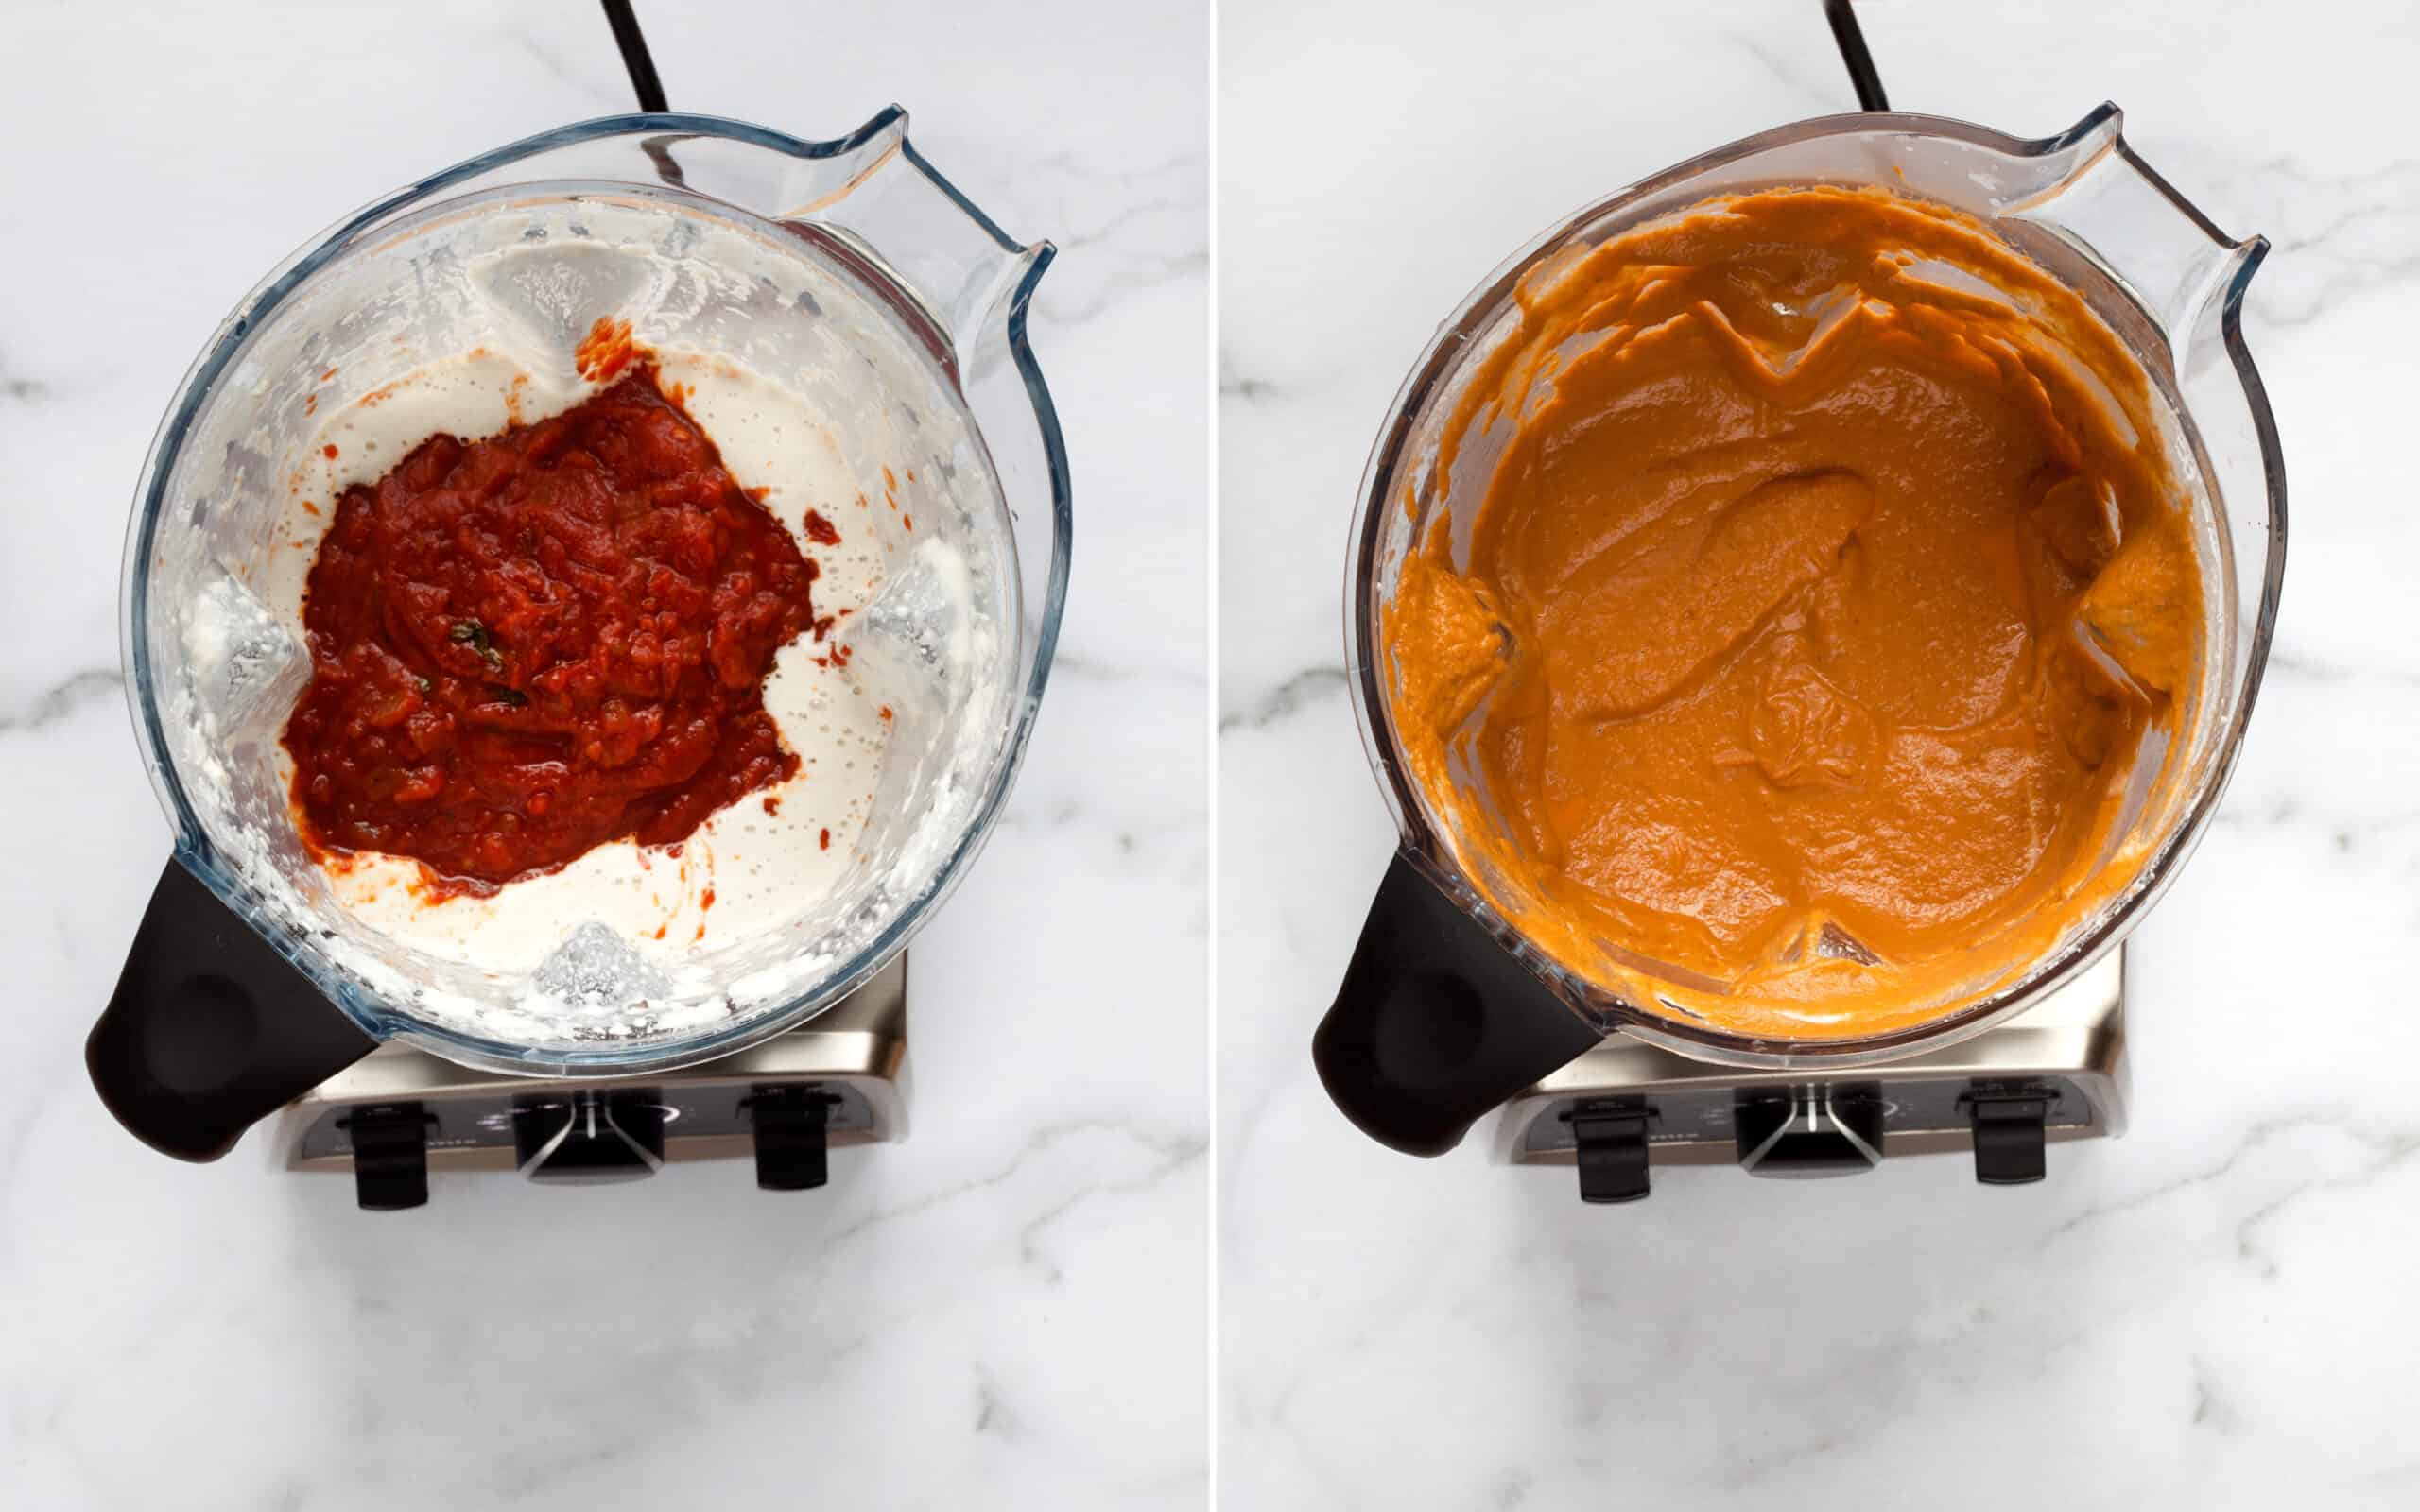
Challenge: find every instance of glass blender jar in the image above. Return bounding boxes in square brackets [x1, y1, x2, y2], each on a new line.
[1315, 105, 2285, 1157]
[91, 110, 1071, 1160]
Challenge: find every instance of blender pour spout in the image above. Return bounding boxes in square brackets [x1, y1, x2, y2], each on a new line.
[2005, 106, 2271, 380]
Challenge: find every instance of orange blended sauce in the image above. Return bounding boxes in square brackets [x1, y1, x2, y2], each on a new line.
[1387, 186, 2204, 1039]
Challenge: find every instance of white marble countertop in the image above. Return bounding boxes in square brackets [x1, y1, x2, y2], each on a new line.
[1219, 0, 2420, 1505]
[0, 2, 1205, 1505]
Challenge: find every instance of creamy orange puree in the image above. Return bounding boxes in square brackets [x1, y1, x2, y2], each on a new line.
[1387, 185, 2204, 1040]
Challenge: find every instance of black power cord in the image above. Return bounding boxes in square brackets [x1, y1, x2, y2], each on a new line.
[607, 0, 1877, 131]
[601, 0, 670, 112]
[1824, 0, 1891, 112]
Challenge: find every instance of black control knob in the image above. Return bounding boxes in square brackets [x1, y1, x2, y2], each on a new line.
[342, 1102, 433, 1211]
[512, 1090, 666, 1185]
[747, 1086, 836, 1192]
[1735, 1084, 1884, 1177]
[1967, 1087, 2051, 1185]
[1568, 1102, 1652, 1204]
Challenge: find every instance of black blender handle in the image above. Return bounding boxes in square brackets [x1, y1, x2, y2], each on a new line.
[1314, 854, 1605, 1157]
[88, 858, 378, 1162]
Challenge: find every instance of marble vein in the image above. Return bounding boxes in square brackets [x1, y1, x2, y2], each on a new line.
[1718, 27, 1853, 112]
[2263, 648, 2420, 691]
[2189, 1357, 2243, 1434]
[2230, 1123, 2420, 1276]
[1041, 249, 1211, 327]
[2042, 1114, 2335, 1246]
[1217, 664, 1345, 734]
[1018, 1131, 1207, 1282]
[813, 1116, 1197, 1258]
[2161, 148, 2420, 326]
[1052, 651, 1211, 689]
[1015, 152, 1208, 326]
[0, 667, 120, 735]
[497, 21, 629, 112]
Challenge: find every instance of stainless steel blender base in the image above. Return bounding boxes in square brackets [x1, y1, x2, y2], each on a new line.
[271, 955, 908, 1207]
[1492, 947, 2126, 1198]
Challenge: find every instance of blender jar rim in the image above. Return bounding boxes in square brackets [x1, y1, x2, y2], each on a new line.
[1342, 103, 2285, 1070]
[119, 109, 1072, 1076]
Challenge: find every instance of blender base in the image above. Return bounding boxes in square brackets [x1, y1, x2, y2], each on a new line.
[1492, 947, 2125, 1200]
[271, 955, 908, 1209]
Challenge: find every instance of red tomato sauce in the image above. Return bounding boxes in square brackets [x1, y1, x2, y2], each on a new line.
[282, 361, 823, 897]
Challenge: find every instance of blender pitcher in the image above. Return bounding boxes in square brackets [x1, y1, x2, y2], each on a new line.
[1315, 105, 2285, 1157]
[92, 110, 1071, 1160]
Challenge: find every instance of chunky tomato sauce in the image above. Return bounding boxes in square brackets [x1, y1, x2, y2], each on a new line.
[282, 361, 824, 896]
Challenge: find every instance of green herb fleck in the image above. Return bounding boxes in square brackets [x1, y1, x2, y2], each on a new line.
[450, 618, 504, 670]
[418, 677, 433, 695]
[488, 685, 528, 709]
